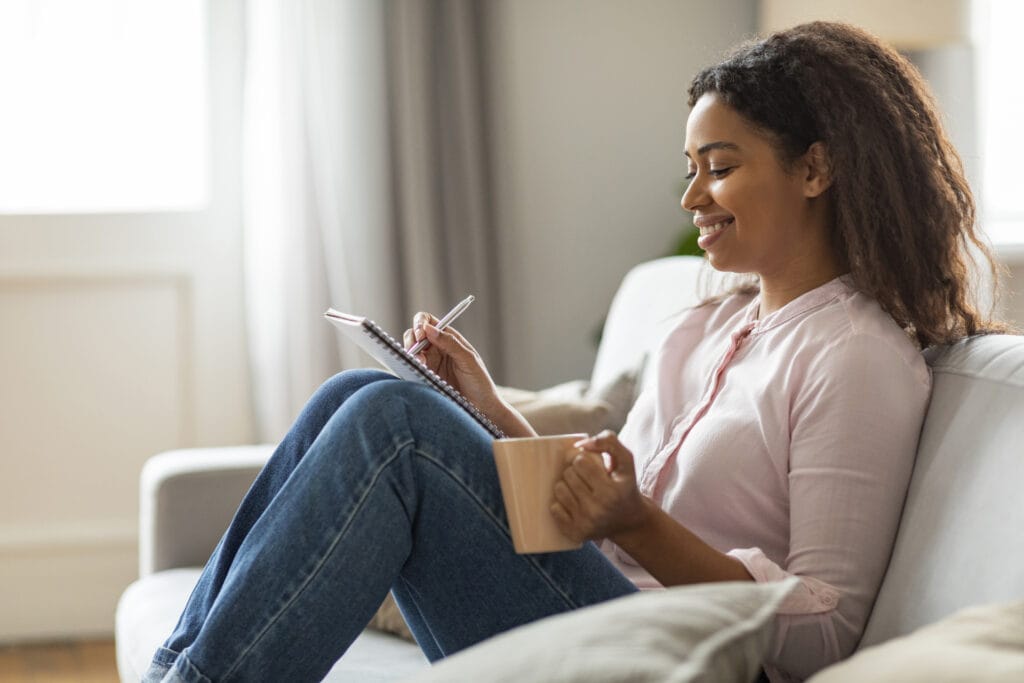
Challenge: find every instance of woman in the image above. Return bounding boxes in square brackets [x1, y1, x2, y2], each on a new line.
[145, 21, 1004, 683]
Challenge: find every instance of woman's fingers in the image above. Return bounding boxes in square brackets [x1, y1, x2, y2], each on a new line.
[550, 501, 582, 542]
[565, 451, 610, 496]
[408, 310, 480, 357]
[562, 460, 595, 495]
[424, 324, 475, 364]
[552, 480, 579, 516]
[575, 430, 636, 479]
[413, 311, 438, 327]
[410, 312, 438, 348]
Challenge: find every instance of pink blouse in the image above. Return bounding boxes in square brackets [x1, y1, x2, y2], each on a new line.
[600, 276, 931, 682]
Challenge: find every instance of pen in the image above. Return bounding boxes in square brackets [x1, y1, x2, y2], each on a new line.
[408, 295, 475, 356]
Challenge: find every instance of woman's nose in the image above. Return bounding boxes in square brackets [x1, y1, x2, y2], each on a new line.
[681, 176, 707, 213]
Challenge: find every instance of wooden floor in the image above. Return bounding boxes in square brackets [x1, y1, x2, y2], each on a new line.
[0, 640, 118, 683]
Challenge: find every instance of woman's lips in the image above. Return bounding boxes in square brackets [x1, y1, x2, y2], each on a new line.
[697, 217, 734, 249]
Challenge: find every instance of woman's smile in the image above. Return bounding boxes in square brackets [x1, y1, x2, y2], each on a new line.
[694, 215, 735, 249]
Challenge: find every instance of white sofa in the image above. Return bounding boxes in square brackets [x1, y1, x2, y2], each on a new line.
[115, 256, 1024, 681]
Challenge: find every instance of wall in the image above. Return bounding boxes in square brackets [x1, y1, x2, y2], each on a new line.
[488, 0, 757, 389]
[488, 3, 1021, 391]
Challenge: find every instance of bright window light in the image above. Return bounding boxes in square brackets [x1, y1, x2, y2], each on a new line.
[976, 0, 1024, 245]
[0, 0, 208, 214]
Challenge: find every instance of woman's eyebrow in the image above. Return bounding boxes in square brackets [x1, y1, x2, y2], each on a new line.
[684, 141, 741, 158]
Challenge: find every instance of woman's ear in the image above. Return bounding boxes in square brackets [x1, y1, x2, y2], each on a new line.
[802, 142, 833, 198]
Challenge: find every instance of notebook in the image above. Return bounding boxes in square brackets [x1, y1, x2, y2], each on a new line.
[324, 309, 505, 439]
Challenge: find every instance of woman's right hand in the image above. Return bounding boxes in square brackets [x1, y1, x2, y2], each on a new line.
[403, 312, 503, 418]
[403, 312, 538, 438]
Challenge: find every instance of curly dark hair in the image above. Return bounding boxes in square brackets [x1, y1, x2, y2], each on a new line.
[688, 21, 1007, 348]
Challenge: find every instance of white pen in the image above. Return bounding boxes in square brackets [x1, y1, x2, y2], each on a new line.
[408, 295, 475, 356]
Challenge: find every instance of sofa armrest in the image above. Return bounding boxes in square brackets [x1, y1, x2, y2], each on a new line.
[139, 445, 275, 576]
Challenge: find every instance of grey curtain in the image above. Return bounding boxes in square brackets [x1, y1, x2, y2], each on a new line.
[385, 0, 505, 378]
[243, 0, 504, 442]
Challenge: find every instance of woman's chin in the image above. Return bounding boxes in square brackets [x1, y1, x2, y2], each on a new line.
[704, 251, 739, 273]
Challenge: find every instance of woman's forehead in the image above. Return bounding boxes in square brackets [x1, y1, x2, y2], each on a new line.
[684, 94, 768, 155]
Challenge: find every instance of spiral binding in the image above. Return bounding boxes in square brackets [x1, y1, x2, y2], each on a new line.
[362, 319, 506, 439]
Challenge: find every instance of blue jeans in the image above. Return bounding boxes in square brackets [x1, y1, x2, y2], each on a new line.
[144, 369, 637, 682]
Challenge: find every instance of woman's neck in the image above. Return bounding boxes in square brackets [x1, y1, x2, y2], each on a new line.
[757, 273, 839, 318]
[757, 251, 845, 319]
[755, 202, 845, 318]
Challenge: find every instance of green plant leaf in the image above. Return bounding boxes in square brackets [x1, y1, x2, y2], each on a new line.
[673, 226, 703, 257]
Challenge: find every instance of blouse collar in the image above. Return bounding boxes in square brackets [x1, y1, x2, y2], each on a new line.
[744, 275, 854, 335]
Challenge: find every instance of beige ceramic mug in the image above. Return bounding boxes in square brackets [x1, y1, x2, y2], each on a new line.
[493, 433, 587, 554]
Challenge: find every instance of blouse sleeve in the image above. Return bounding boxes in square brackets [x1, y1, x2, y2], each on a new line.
[728, 332, 930, 682]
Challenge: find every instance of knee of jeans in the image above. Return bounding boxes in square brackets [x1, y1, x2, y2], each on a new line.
[349, 378, 428, 413]
[313, 369, 394, 412]
[344, 379, 455, 436]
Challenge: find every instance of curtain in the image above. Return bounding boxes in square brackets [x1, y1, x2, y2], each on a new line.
[243, 0, 503, 442]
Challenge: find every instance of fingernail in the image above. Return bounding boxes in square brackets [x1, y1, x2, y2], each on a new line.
[424, 324, 438, 339]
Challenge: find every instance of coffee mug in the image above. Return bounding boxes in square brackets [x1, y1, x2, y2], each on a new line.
[493, 433, 587, 554]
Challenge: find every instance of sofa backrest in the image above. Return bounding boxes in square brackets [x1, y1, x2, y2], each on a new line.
[590, 256, 706, 394]
[859, 334, 1024, 648]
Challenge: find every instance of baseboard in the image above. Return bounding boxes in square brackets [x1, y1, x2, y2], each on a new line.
[0, 520, 138, 643]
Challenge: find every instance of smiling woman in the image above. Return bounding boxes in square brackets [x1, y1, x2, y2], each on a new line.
[138, 20, 1008, 683]
[644, 22, 1008, 680]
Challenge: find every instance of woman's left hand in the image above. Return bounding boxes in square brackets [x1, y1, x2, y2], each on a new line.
[551, 430, 652, 543]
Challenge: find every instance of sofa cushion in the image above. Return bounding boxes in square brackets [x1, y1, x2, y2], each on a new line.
[406, 578, 798, 683]
[860, 335, 1024, 647]
[498, 371, 637, 437]
[809, 600, 1024, 682]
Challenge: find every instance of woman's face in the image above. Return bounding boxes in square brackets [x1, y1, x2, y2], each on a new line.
[682, 93, 824, 280]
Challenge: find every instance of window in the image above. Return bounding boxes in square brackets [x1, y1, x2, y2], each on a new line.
[0, 0, 207, 214]
[975, 0, 1024, 246]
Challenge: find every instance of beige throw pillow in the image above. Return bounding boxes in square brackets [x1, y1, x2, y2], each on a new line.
[368, 592, 416, 642]
[808, 601, 1024, 682]
[498, 372, 637, 437]
[404, 578, 798, 683]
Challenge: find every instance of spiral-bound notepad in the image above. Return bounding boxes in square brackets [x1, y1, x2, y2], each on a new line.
[324, 309, 505, 439]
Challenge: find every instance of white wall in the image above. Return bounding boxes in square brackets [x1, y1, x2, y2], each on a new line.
[488, 0, 757, 389]
[487, 3, 1024, 390]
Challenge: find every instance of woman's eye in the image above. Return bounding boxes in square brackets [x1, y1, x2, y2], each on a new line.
[685, 166, 733, 181]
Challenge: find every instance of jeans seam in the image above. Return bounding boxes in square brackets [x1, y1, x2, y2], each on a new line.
[219, 436, 415, 681]
[177, 651, 213, 683]
[413, 449, 581, 610]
